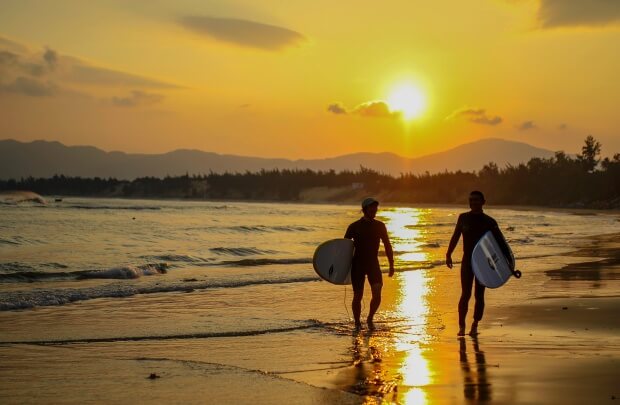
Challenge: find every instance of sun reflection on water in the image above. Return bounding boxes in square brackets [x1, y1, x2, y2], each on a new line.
[381, 207, 435, 404]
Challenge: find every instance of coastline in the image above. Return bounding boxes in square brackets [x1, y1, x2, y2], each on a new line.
[14, 192, 620, 215]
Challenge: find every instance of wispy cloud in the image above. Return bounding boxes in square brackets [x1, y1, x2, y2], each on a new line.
[0, 76, 56, 97]
[111, 90, 164, 107]
[446, 107, 503, 126]
[537, 0, 620, 29]
[327, 101, 399, 118]
[0, 36, 179, 100]
[516, 120, 537, 131]
[179, 16, 306, 51]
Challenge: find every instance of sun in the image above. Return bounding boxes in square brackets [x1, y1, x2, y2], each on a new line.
[386, 84, 426, 120]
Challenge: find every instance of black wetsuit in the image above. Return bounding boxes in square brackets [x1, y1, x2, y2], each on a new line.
[344, 217, 391, 291]
[448, 211, 506, 327]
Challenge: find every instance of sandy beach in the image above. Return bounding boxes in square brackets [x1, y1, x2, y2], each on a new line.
[0, 221, 620, 404]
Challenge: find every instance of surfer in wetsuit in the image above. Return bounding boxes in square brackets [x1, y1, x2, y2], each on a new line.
[446, 191, 508, 337]
[345, 197, 394, 330]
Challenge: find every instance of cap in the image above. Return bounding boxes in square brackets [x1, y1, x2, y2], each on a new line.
[361, 197, 379, 209]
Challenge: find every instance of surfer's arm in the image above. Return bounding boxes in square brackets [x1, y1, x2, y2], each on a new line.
[380, 224, 395, 276]
[344, 223, 354, 239]
[446, 215, 462, 268]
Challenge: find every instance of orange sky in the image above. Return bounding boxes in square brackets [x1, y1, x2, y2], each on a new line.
[0, 0, 619, 158]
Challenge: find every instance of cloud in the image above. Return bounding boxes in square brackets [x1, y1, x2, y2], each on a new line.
[43, 48, 58, 69]
[0, 36, 179, 100]
[447, 107, 503, 126]
[558, 123, 568, 130]
[69, 64, 178, 89]
[326, 101, 399, 118]
[516, 120, 537, 131]
[537, 0, 620, 28]
[0, 76, 56, 96]
[352, 101, 397, 118]
[180, 16, 306, 50]
[111, 90, 164, 107]
[327, 103, 347, 114]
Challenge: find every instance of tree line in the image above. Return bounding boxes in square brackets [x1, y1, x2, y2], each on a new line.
[2, 136, 619, 208]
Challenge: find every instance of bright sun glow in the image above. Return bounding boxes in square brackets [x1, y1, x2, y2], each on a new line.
[386, 84, 426, 120]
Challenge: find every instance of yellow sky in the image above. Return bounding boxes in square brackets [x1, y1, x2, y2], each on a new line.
[0, 0, 619, 158]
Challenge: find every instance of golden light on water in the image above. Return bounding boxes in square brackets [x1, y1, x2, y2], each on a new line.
[381, 207, 434, 404]
[380, 208, 431, 268]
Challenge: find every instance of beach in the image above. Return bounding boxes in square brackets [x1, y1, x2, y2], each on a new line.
[0, 199, 618, 404]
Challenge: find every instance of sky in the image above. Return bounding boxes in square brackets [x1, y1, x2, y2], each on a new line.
[0, 0, 619, 159]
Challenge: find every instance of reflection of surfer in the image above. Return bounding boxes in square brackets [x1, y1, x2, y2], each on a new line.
[459, 337, 492, 401]
[446, 191, 507, 336]
[345, 198, 394, 330]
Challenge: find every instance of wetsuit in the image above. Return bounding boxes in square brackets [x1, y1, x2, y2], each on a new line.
[344, 217, 391, 291]
[448, 211, 506, 327]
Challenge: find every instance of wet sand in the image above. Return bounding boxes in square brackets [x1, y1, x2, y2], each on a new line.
[1, 233, 618, 404]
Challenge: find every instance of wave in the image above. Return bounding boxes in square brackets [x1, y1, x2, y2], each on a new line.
[141, 254, 212, 264]
[0, 191, 46, 205]
[0, 262, 68, 274]
[1, 320, 324, 345]
[63, 205, 161, 210]
[210, 247, 276, 256]
[225, 225, 313, 233]
[217, 258, 312, 266]
[0, 263, 168, 282]
[0, 275, 319, 310]
[0, 236, 46, 246]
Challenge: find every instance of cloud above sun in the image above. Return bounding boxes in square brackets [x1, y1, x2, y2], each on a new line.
[179, 16, 306, 51]
[327, 101, 400, 118]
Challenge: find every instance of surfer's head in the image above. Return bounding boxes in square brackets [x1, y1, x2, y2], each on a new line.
[469, 190, 485, 212]
[361, 197, 379, 219]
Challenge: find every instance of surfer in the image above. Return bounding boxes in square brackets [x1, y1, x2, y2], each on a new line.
[446, 191, 507, 336]
[345, 197, 395, 330]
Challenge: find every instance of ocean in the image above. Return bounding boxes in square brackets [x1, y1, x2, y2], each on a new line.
[1, 198, 619, 403]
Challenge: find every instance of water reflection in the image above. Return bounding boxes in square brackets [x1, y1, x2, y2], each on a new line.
[459, 337, 492, 402]
[380, 208, 436, 270]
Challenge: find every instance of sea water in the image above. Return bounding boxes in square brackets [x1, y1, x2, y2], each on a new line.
[1, 198, 619, 403]
[0, 198, 618, 324]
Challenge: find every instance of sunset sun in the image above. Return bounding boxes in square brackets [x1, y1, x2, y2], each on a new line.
[386, 84, 426, 120]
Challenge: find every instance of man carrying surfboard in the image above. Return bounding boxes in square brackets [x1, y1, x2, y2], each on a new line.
[446, 191, 508, 337]
[344, 197, 395, 330]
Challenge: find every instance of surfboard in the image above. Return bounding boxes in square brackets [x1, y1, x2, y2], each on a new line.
[471, 231, 521, 288]
[313, 238, 354, 285]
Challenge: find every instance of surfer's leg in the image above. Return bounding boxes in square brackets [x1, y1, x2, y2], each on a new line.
[470, 279, 486, 335]
[352, 289, 363, 328]
[459, 262, 474, 335]
[351, 269, 365, 328]
[367, 282, 382, 329]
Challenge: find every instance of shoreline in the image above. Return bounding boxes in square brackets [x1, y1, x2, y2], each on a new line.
[16, 193, 620, 215]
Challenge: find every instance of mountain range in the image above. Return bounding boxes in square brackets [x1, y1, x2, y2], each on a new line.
[0, 138, 557, 180]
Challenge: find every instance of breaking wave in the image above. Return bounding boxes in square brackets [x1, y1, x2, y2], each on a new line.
[0, 275, 319, 310]
[0, 263, 168, 282]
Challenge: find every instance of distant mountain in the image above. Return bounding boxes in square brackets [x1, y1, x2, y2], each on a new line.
[0, 138, 556, 180]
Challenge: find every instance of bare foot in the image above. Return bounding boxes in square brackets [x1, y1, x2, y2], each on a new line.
[354, 321, 362, 331]
[367, 318, 376, 331]
[457, 327, 466, 337]
[468, 326, 479, 336]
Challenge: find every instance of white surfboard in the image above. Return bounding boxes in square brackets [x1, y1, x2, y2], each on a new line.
[471, 231, 521, 288]
[313, 238, 354, 285]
